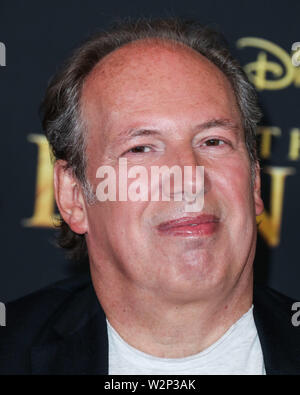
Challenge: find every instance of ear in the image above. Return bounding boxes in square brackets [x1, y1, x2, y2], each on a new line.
[54, 160, 88, 234]
[253, 162, 264, 216]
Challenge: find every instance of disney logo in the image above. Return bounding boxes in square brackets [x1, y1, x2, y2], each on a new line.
[237, 37, 300, 90]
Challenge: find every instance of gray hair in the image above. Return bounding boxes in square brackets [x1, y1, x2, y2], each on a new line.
[41, 17, 262, 261]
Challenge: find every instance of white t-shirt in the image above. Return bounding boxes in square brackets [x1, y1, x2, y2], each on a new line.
[107, 306, 266, 375]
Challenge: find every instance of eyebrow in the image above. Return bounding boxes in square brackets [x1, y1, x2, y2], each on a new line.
[115, 128, 160, 144]
[115, 118, 241, 143]
[196, 118, 241, 132]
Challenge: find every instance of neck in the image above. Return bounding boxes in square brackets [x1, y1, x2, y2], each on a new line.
[90, 262, 254, 359]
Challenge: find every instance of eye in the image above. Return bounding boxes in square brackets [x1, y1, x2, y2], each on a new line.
[127, 145, 152, 154]
[203, 138, 225, 147]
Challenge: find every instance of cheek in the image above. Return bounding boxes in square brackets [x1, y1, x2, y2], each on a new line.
[208, 159, 254, 216]
[87, 199, 149, 248]
[215, 161, 257, 244]
[217, 155, 251, 191]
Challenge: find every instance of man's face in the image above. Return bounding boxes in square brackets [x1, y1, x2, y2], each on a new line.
[81, 41, 264, 301]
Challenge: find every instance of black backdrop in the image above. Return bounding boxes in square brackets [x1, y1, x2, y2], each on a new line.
[1, 0, 300, 303]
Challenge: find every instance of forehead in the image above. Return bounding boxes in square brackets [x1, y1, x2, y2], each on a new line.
[81, 39, 241, 139]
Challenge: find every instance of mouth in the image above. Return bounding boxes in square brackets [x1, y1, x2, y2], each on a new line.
[156, 214, 220, 237]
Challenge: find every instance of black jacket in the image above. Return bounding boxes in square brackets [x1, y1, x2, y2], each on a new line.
[0, 273, 299, 375]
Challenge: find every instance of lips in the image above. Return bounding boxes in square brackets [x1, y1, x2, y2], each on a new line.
[157, 214, 219, 237]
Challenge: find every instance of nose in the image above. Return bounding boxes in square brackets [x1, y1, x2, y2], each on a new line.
[160, 146, 207, 212]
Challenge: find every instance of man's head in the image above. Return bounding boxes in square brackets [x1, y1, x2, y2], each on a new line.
[42, 18, 263, 302]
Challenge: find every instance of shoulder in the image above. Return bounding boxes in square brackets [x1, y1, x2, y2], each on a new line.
[253, 283, 298, 328]
[2, 272, 92, 341]
[0, 272, 92, 374]
[253, 283, 297, 315]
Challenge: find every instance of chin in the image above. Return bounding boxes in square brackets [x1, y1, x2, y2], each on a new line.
[158, 257, 225, 291]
